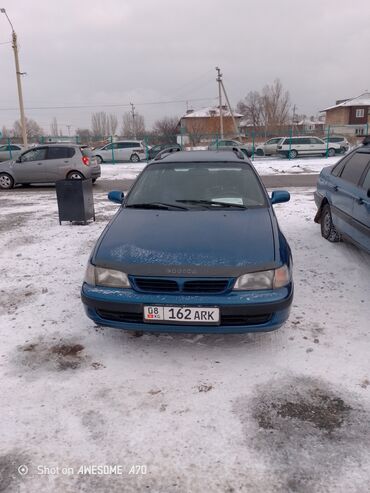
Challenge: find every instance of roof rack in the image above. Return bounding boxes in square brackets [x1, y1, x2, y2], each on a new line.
[154, 147, 181, 161]
[231, 147, 245, 160]
[362, 135, 370, 146]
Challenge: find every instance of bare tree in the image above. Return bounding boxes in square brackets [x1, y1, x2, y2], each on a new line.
[152, 116, 179, 143]
[108, 114, 118, 136]
[91, 112, 119, 137]
[91, 112, 109, 138]
[13, 118, 44, 140]
[121, 111, 145, 138]
[50, 117, 59, 136]
[76, 128, 92, 145]
[237, 79, 291, 131]
[261, 79, 291, 127]
[236, 91, 264, 128]
[1, 126, 11, 138]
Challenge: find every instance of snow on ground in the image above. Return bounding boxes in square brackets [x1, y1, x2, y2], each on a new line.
[0, 188, 369, 492]
[99, 155, 341, 181]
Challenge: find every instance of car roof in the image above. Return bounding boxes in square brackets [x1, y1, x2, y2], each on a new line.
[149, 150, 249, 165]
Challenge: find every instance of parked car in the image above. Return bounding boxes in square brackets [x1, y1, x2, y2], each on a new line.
[0, 144, 101, 189]
[0, 144, 25, 162]
[314, 137, 370, 253]
[81, 150, 293, 334]
[277, 136, 341, 159]
[93, 140, 147, 163]
[255, 138, 284, 156]
[321, 135, 350, 154]
[147, 143, 181, 160]
[208, 139, 252, 157]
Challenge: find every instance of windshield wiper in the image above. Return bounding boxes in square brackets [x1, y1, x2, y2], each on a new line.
[176, 199, 247, 209]
[126, 202, 188, 210]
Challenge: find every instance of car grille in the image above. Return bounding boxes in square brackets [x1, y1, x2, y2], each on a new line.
[97, 310, 142, 323]
[96, 309, 271, 326]
[134, 278, 179, 292]
[132, 277, 231, 294]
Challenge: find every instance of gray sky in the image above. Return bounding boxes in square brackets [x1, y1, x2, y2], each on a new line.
[1, 0, 369, 135]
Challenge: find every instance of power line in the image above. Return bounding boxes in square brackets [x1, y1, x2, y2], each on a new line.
[0, 96, 218, 112]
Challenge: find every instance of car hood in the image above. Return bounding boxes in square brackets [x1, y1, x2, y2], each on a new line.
[93, 208, 279, 277]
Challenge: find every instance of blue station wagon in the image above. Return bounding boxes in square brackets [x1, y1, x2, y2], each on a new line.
[81, 150, 293, 334]
[314, 137, 370, 253]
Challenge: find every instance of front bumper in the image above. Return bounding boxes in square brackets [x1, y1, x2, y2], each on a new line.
[81, 283, 293, 334]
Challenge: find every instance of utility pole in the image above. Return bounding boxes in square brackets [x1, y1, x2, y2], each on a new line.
[216, 67, 224, 139]
[130, 102, 136, 139]
[1, 8, 28, 146]
[220, 79, 240, 138]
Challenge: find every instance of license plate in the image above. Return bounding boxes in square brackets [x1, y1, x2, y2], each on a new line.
[144, 306, 220, 324]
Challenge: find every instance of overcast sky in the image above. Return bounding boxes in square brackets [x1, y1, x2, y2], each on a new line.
[1, 0, 369, 135]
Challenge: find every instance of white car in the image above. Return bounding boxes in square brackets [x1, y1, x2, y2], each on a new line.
[93, 140, 146, 163]
[277, 136, 341, 159]
[255, 138, 284, 156]
[0, 143, 25, 162]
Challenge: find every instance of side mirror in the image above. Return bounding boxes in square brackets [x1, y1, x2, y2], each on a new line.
[271, 190, 290, 205]
[108, 191, 124, 204]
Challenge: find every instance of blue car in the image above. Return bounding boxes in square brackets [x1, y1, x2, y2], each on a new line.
[314, 137, 370, 253]
[81, 150, 293, 334]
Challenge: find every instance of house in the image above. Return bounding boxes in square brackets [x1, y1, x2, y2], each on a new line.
[178, 106, 243, 144]
[321, 92, 370, 136]
[297, 116, 325, 134]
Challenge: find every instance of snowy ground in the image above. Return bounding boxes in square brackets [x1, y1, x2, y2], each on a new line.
[0, 188, 369, 493]
[99, 155, 341, 181]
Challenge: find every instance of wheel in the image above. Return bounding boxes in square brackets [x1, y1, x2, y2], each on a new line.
[96, 155, 103, 164]
[130, 154, 140, 163]
[340, 147, 346, 154]
[256, 149, 264, 156]
[67, 171, 84, 180]
[288, 149, 298, 159]
[327, 148, 336, 157]
[0, 173, 14, 189]
[320, 204, 341, 242]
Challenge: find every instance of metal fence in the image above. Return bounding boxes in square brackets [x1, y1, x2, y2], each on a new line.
[0, 124, 368, 163]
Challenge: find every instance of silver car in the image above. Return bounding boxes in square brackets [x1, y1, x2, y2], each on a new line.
[0, 144, 101, 189]
[0, 143, 25, 162]
[255, 138, 284, 156]
[93, 140, 147, 163]
[208, 139, 252, 157]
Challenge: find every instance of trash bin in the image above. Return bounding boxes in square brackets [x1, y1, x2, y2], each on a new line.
[55, 179, 95, 225]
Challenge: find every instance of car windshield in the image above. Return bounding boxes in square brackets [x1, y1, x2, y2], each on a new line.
[126, 162, 267, 209]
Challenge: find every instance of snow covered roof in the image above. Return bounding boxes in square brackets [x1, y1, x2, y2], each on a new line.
[182, 106, 243, 119]
[298, 118, 324, 125]
[321, 92, 370, 112]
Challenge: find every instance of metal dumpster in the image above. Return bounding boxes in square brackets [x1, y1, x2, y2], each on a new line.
[55, 179, 95, 225]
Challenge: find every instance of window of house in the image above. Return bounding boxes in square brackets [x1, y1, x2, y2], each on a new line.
[355, 108, 365, 118]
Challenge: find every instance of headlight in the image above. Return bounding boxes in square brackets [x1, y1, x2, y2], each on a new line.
[84, 263, 130, 288]
[233, 265, 291, 290]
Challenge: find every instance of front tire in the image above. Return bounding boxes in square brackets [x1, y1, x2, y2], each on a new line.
[0, 173, 14, 189]
[321, 204, 341, 242]
[327, 148, 336, 157]
[288, 149, 298, 159]
[67, 171, 84, 180]
[256, 149, 264, 156]
[95, 155, 103, 164]
[130, 153, 140, 163]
